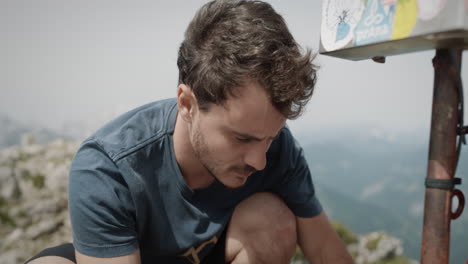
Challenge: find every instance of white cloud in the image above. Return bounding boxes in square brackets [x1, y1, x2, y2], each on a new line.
[409, 202, 424, 217]
[360, 181, 386, 200]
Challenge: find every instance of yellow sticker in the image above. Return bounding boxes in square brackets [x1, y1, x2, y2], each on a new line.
[391, 0, 418, 40]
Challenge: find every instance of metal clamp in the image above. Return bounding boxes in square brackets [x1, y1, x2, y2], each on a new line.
[425, 178, 465, 219]
[425, 177, 461, 190]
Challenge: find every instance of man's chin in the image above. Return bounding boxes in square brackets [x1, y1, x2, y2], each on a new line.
[209, 170, 250, 189]
[215, 177, 247, 189]
[230, 175, 252, 189]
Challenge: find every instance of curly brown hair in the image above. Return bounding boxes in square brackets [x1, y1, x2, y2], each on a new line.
[177, 0, 317, 119]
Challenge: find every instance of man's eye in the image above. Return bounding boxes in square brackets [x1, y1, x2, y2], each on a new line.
[236, 137, 251, 143]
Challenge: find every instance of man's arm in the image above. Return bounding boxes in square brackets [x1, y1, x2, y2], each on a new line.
[296, 211, 354, 264]
[75, 249, 141, 264]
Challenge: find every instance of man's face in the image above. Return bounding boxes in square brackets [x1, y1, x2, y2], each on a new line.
[188, 81, 286, 189]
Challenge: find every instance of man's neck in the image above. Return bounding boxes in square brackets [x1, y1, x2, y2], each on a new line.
[173, 113, 214, 189]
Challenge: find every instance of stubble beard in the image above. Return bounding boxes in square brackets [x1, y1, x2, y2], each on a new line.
[191, 123, 257, 189]
[191, 123, 227, 187]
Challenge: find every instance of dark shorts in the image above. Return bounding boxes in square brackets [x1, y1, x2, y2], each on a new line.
[25, 231, 226, 264]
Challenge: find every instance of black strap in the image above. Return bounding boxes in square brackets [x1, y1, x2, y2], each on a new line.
[425, 178, 462, 190]
[25, 243, 76, 263]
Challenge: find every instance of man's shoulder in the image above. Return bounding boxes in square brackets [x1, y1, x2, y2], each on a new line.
[84, 98, 178, 162]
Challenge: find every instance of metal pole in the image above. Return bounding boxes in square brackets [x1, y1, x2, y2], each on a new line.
[421, 49, 462, 264]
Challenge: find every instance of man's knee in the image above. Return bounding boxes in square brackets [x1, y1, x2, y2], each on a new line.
[226, 192, 297, 263]
[232, 192, 296, 237]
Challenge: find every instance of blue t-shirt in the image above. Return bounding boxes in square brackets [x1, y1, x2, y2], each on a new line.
[68, 98, 322, 263]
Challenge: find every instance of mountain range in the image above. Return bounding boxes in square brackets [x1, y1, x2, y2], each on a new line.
[299, 129, 468, 264]
[0, 114, 65, 149]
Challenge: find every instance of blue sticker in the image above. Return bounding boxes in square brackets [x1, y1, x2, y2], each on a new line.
[336, 20, 351, 41]
[321, 0, 365, 51]
[354, 0, 393, 45]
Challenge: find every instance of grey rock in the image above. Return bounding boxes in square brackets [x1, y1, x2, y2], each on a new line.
[0, 250, 22, 264]
[0, 167, 20, 200]
[350, 231, 406, 264]
[20, 134, 36, 147]
[3, 228, 24, 248]
[26, 198, 66, 215]
[26, 218, 63, 240]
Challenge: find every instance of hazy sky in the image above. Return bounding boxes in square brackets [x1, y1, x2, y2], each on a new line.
[2, 0, 468, 136]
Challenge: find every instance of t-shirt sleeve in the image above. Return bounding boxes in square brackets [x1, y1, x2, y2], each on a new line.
[268, 127, 323, 218]
[68, 139, 139, 257]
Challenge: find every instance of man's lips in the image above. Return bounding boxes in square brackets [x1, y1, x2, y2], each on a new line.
[235, 170, 254, 179]
[231, 165, 256, 180]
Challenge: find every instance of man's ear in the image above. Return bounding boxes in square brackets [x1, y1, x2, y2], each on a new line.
[177, 83, 198, 122]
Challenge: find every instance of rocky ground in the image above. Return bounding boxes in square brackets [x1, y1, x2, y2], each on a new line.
[0, 135, 415, 264]
[0, 135, 78, 264]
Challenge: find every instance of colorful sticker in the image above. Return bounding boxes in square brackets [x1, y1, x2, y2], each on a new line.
[321, 0, 365, 51]
[391, 0, 418, 40]
[354, 0, 393, 45]
[417, 0, 447, 20]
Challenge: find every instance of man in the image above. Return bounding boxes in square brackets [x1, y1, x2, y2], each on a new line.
[27, 0, 353, 263]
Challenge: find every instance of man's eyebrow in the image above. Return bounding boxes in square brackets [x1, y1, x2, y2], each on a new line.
[233, 130, 281, 141]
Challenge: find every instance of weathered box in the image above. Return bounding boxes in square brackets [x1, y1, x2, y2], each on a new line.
[319, 0, 468, 60]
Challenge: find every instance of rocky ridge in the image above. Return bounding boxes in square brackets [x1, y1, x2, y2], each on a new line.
[0, 135, 78, 264]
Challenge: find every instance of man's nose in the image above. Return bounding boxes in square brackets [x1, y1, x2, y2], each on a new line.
[244, 142, 267, 171]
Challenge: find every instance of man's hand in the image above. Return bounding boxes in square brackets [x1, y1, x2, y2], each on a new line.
[296, 211, 354, 264]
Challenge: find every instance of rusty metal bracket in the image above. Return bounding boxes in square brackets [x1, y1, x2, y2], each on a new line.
[372, 56, 386, 63]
